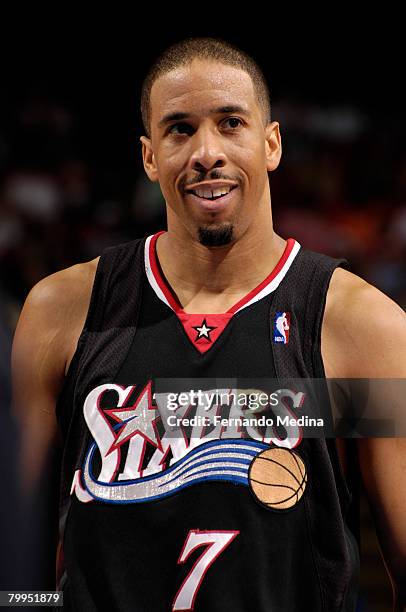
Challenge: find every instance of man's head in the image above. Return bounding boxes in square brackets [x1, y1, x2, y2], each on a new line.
[140, 38, 281, 247]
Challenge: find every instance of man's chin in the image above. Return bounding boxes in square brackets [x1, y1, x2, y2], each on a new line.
[197, 223, 234, 247]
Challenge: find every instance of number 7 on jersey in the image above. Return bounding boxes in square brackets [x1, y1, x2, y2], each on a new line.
[172, 530, 239, 611]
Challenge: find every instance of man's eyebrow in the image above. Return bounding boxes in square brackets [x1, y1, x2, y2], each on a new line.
[158, 112, 190, 127]
[212, 105, 250, 116]
[158, 106, 250, 128]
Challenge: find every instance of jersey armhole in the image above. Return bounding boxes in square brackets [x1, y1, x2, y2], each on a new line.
[311, 261, 348, 379]
[309, 259, 357, 519]
[55, 250, 112, 419]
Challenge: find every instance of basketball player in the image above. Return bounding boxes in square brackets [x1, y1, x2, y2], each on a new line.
[11, 38, 406, 611]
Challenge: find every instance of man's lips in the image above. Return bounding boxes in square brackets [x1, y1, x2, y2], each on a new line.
[184, 185, 239, 213]
[184, 180, 238, 193]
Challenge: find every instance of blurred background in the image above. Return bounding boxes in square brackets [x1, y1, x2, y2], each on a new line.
[0, 19, 404, 611]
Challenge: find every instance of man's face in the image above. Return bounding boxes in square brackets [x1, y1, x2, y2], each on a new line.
[141, 59, 281, 246]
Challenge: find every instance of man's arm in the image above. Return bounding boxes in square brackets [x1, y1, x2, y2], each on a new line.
[323, 268, 406, 610]
[11, 261, 96, 588]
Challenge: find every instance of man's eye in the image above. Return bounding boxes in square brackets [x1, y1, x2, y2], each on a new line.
[222, 117, 243, 129]
[168, 123, 193, 135]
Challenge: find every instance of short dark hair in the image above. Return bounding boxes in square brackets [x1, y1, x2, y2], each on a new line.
[141, 37, 271, 137]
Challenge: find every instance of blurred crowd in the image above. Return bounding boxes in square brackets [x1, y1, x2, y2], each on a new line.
[0, 92, 405, 338]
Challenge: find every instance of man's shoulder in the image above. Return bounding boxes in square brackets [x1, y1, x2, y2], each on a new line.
[26, 257, 100, 316]
[17, 257, 100, 370]
[12, 257, 101, 403]
[322, 267, 406, 377]
[326, 267, 405, 328]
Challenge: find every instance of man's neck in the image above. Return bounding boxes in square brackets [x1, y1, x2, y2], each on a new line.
[155, 221, 286, 314]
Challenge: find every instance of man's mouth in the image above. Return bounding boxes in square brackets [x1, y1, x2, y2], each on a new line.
[185, 185, 238, 201]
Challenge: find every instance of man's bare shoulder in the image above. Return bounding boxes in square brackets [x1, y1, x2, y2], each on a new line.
[24, 257, 99, 324]
[322, 267, 406, 377]
[14, 256, 100, 380]
[325, 267, 405, 328]
[26, 256, 100, 313]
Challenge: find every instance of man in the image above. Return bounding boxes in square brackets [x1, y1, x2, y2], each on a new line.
[12, 38, 406, 610]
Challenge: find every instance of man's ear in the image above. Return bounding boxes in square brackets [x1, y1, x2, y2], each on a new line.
[140, 135, 159, 182]
[265, 121, 282, 172]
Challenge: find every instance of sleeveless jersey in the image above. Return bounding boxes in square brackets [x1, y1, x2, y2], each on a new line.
[55, 232, 360, 611]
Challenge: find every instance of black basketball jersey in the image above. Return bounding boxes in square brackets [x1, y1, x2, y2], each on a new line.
[55, 232, 360, 611]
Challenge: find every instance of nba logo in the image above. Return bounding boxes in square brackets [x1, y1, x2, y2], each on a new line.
[273, 312, 291, 344]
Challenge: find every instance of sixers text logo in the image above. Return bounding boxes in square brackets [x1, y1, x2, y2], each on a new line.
[71, 381, 304, 504]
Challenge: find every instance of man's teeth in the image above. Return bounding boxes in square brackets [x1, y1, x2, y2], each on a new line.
[192, 186, 233, 200]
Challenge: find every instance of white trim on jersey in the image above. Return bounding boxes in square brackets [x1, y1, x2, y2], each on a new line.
[144, 234, 172, 309]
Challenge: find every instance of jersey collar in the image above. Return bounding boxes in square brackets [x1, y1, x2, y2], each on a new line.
[144, 231, 301, 353]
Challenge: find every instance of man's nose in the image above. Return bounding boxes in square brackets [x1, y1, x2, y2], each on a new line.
[189, 127, 227, 172]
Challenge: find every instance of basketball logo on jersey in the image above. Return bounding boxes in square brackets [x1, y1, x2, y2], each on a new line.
[273, 312, 291, 344]
[248, 447, 307, 511]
